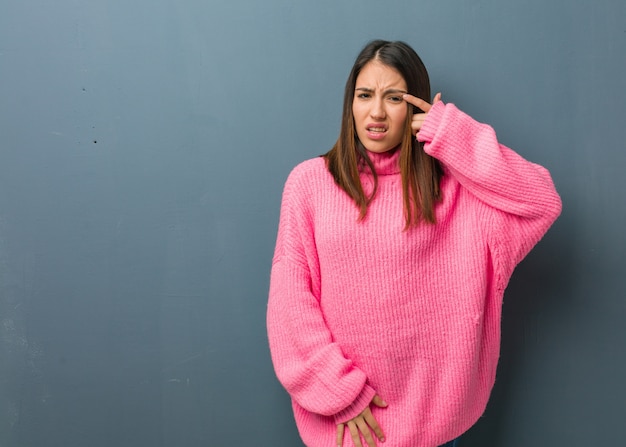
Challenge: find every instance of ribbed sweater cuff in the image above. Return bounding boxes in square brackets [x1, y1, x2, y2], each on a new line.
[332, 384, 377, 424]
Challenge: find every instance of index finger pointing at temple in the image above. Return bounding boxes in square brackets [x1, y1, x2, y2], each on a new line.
[402, 94, 432, 113]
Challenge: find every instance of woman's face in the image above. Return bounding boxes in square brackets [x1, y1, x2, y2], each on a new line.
[352, 60, 408, 153]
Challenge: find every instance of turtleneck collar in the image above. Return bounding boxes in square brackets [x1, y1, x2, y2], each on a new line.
[359, 147, 401, 176]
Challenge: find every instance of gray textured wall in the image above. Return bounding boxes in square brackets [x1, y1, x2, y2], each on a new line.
[1, 1, 624, 446]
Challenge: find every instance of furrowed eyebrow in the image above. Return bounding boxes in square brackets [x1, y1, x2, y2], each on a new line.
[355, 87, 408, 95]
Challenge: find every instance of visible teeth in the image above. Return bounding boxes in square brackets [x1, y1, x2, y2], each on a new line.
[368, 127, 386, 132]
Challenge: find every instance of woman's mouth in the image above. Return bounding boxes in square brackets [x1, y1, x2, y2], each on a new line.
[366, 124, 388, 140]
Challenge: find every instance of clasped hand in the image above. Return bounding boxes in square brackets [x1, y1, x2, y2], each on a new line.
[336, 395, 388, 447]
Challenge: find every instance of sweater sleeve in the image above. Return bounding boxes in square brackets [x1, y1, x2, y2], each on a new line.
[417, 102, 562, 281]
[267, 164, 376, 423]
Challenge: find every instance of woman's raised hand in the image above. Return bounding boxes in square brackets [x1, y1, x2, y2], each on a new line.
[403, 92, 442, 137]
[336, 395, 388, 447]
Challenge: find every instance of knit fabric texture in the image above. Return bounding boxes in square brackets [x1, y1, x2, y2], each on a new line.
[267, 102, 562, 447]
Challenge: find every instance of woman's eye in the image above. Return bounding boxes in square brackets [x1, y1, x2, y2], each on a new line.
[388, 96, 402, 102]
[357, 93, 371, 99]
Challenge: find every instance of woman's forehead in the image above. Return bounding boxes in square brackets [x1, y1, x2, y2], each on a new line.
[356, 61, 407, 91]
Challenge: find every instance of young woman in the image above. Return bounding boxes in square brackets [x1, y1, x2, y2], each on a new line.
[267, 40, 561, 447]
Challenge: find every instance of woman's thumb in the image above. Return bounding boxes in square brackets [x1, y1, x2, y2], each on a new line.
[372, 395, 388, 408]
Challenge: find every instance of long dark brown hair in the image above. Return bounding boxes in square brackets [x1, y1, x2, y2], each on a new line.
[323, 40, 443, 229]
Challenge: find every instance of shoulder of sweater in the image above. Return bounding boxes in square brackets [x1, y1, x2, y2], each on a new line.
[290, 156, 326, 176]
[285, 156, 329, 187]
[278, 157, 330, 222]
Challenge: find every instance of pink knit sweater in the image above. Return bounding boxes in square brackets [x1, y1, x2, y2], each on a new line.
[267, 102, 562, 447]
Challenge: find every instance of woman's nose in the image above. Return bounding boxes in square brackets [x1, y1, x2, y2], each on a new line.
[370, 99, 386, 119]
